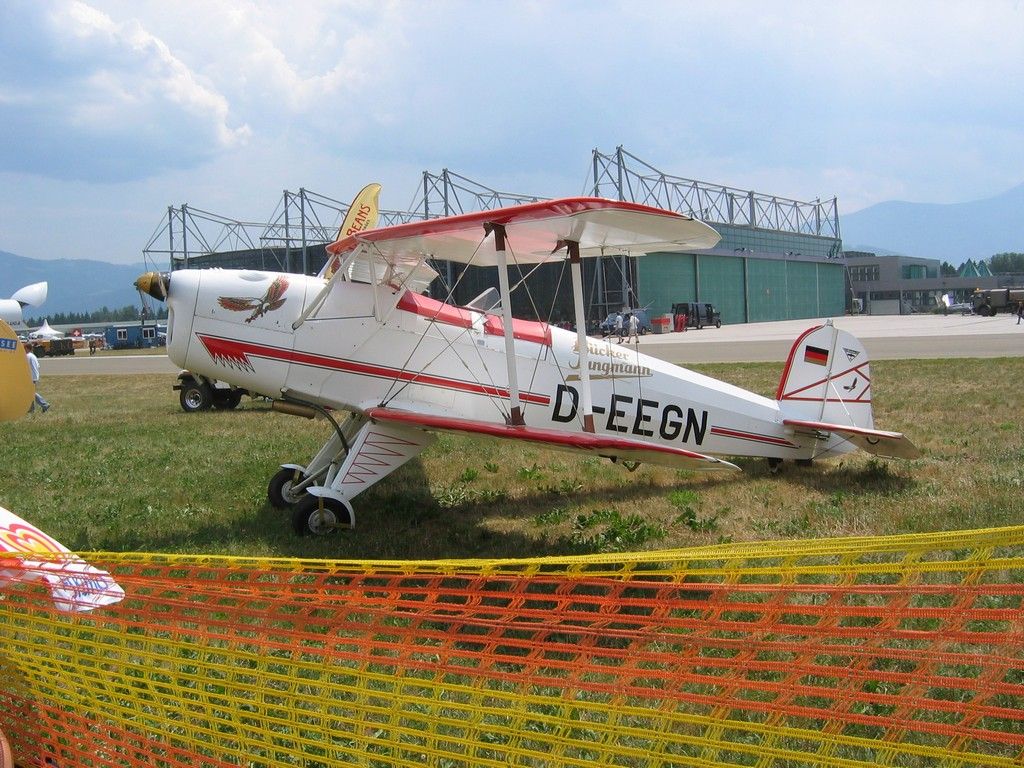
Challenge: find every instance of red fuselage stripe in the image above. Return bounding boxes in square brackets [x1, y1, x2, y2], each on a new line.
[196, 334, 551, 405]
[709, 426, 796, 448]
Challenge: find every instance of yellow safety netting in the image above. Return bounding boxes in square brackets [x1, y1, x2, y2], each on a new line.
[0, 526, 1022, 767]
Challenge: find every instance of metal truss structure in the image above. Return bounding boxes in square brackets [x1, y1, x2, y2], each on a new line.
[410, 169, 545, 218]
[587, 146, 841, 240]
[142, 205, 268, 269]
[147, 150, 841, 319]
[260, 188, 424, 275]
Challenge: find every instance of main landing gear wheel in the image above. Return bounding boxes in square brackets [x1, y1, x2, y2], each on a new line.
[767, 457, 782, 475]
[268, 467, 307, 509]
[179, 381, 213, 412]
[292, 496, 353, 536]
[213, 390, 242, 410]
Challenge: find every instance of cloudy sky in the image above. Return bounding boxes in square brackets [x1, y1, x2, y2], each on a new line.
[1, 0, 1022, 264]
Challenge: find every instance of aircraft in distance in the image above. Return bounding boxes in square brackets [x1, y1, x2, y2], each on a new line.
[939, 293, 973, 314]
[136, 193, 919, 535]
[0, 283, 47, 332]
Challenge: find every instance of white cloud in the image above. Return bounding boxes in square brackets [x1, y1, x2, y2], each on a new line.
[0, 0, 1022, 263]
[0, 1, 249, 181]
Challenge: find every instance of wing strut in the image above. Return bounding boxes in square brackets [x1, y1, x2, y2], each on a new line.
[292, 243, 369, 331]
[566, 241, 595, 432]
[486, 223, 524, 425]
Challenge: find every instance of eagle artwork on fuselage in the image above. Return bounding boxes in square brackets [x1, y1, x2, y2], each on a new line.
[136, 191, 919, 536]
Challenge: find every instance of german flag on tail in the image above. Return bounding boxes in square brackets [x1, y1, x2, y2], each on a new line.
[804, 344, 829, 366]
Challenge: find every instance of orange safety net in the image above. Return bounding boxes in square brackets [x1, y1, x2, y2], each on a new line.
[0, 525, 1023, 767]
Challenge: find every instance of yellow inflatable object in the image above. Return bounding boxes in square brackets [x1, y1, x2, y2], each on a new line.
[0, 320, 32, 421]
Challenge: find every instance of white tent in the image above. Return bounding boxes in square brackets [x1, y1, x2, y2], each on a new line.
[29, 319, 63, 339]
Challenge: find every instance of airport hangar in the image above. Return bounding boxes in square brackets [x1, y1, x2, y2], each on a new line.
[145, 147, 847, 327]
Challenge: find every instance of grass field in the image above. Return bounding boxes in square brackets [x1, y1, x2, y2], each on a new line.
[2, 358, 1022, 560]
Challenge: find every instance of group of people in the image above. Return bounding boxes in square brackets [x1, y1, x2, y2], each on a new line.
[611, 312, 641, 344]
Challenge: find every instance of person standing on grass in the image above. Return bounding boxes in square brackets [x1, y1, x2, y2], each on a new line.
[23, 345, 49, 413]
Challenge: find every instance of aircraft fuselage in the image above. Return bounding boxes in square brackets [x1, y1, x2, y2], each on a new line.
[164, 269, 847, 461]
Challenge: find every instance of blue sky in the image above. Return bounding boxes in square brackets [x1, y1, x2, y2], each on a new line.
[1, 0, 1022, 264]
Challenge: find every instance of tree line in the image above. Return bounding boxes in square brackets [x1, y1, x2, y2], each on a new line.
[987, 253, 1024, 274]
[25, 304, 169, 327]
[938, 253, 1024, 277]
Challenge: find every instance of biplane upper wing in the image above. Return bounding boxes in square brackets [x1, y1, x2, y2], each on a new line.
[782, 419, 921, 460]
[326, 197, 721, 266]
[366, 407, 741, 473]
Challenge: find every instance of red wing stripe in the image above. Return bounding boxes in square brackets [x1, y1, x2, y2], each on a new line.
[196, 334, 550, 406]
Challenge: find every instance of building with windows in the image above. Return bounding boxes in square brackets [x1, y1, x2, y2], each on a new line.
[843, 251, 999, 314]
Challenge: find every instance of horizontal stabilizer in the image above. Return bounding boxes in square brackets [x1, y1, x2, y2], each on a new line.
[783, 419, 920, 460]
[367, 408, 741, 473]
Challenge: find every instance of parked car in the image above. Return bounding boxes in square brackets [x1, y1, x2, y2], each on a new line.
[672, 302, 722, 330]
[598, 309, 652, 337]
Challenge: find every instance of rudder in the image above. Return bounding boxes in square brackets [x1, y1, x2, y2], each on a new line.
[775, 321, 874, 430]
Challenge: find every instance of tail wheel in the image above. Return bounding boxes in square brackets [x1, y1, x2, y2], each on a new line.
[268, 467, 307, 509]
[292, 496, 353, 536]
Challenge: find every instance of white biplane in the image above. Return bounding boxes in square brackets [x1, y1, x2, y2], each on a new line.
[136, 191, 918, 535]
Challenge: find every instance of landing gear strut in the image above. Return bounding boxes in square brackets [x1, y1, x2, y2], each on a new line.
[266, 407, 435, 536]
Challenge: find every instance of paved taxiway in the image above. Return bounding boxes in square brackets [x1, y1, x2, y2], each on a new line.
[641, 312, 1023, 364]
[39, 313, 1022, 376]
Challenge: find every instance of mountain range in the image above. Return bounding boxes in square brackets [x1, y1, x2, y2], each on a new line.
[841, 182, 1024, 262]
[3, 184, 1022, 318]
[1, 250, 147, 318]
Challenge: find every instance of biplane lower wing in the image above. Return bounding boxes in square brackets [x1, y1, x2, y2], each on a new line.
[783, 419, 921, 460]
[366, 408, 741, 472]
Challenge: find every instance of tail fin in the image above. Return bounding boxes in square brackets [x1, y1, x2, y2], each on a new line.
[320, 183, 382, 280]
[0, 319, 33, 421]
[776, 322, 919, 459]
[776, 321, 874, 429]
